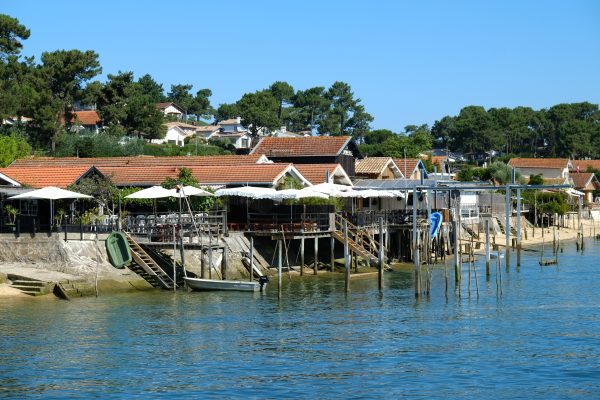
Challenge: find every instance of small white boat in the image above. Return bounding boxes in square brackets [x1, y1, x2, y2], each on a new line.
[184, 277, 267, 292]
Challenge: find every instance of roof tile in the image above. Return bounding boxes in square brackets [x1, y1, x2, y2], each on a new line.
[251, 136, 351, 157]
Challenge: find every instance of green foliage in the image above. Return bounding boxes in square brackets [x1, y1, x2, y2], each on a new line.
[457, 165, 476, 182]
[269, 81, 295, 120]
[0, 14, 30, 58]
[4, 204, 17, 223]
[523, 191, 569, 218]
[161, 167, 198, 189]
[432, 102, 600, 158]
[276, 175, 304, 190]
[236, 90, 280, 138]
[0, 132, 31, 166]
[528, 174, 544, 185]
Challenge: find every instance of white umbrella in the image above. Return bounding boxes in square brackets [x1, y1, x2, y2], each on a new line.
[337, 189, 398, 198]
[8, 186, 92, 200]
[305, 182, 353, 195]
[124, 186, 173, 199]
[269, 188, 329, 201]
[167, 185, 213, 198]
[214, 186, 277, 199]
[8, 186, 92, 231]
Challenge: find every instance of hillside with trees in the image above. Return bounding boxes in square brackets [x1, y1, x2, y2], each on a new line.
[1, 13, 599, 167]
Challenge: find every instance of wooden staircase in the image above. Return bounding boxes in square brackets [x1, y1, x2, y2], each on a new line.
[123, 232, 177, 290]
[332, 214, 389, 269]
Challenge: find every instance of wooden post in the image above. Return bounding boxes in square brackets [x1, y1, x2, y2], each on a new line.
[330, 235, 335, 273]
[278, 240, 282, 299]
[344, 220, 350, 293]
[485, 219, 491, 278]
[172, 224, 177, 292]
[313, 237, 318, 275]
[516, 188, 521, 267]
[249, 235, 254, 282]
[221, 247, 228, 280]
[453, 220, 460, 284]
[505, 186, 511, 268]
[378, 217, 384, 291]
[300, 235, 305, 276]
[415, 228, 421, 297]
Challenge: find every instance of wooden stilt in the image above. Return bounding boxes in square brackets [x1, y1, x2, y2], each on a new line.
[278, 240, 282, 299]
[485, 219, 491, 278]
[300, 235, 305, 276]
[330, 235, 335, 272]
[313, 237, 318, 275]
[378, 217, 384, 291]
[249, 235, 254, 282]
[343, 220, 350, 293]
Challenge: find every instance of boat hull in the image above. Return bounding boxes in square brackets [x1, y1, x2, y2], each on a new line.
[184, 277, 262, 292]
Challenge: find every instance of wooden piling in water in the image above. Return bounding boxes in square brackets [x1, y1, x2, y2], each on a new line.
[415, 228, 421, 297]
[300, 235, 305, 276]
[330, 235, 335, 272]
[313, 237, 319, 275]
[378, 217, 384, 291]
[485, 219, 491, 278]
[249, 235, 254, 282]
[343, 220, 350, 293]
[278, 239, 282, 299]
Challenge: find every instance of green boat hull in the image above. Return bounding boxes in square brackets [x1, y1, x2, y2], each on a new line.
[106, 232, 132, 269]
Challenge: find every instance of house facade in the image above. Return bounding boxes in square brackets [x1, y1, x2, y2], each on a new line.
[250, 136, 362, 176]
[394, 158, 428, 180]
[355, 157, 402, 179]
[570, 172, 600, 204]
[156, 102, 184, 119]
[508, 158, 572, 179]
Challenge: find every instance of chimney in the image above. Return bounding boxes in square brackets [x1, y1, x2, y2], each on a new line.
[236, 116, 241, 124]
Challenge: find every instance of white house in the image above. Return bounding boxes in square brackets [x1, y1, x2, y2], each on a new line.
[156, 102, 184, 119]
[151, 125, 189, 147]
[508, 158, 572, 180]
[218, 117, 246, 133]
[195, 125, 221, 140]
[211, 131, 252, 150]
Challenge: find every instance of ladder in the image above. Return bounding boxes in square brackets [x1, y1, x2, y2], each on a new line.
[332, 214, 389, 269]
[123, 232, 176, 290]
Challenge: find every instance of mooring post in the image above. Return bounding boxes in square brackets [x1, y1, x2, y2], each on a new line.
[278, 239, 282, 299]
[516, 188, 521, 267]
[313, 237, 319, 275]
[485, 219, 491, 278]
[249, 235, 254, 282]
[453, 220, 459, 284]
[172, 224, 177, 292]
[221, 247, 227, 280]
[415, 228, 421, 297]
[300, 235, 305, 276]
[378, 217, 384, 291]
[330, 235, 335, 272]
[344, 220, 350, 293]
[505, 185, 511, 268]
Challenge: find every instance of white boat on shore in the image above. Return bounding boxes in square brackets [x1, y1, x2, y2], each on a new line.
[184, 277, 267, 292]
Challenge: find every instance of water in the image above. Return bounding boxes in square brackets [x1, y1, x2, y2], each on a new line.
[2, 241, 600, 399]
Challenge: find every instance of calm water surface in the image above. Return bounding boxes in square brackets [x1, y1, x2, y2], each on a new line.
[2, 240, 600, 399]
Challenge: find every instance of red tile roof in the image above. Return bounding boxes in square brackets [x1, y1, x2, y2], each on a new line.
[508, 158, 570, 169]
[98, 164, 299, 187]
[294, 164, 346, 184]
[569, 172, 599, 190]
[571, 159, 600, 172]
[251, 136, 352, 157]
[393, 158, 421, 178]
[72, 110, 101, 126]
[355, 157, 397, 177]
[0, 166, 95, 188]
[10, 155, 265, 168]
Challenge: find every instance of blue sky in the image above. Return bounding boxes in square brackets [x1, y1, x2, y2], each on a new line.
[4, 0, 600, 131]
